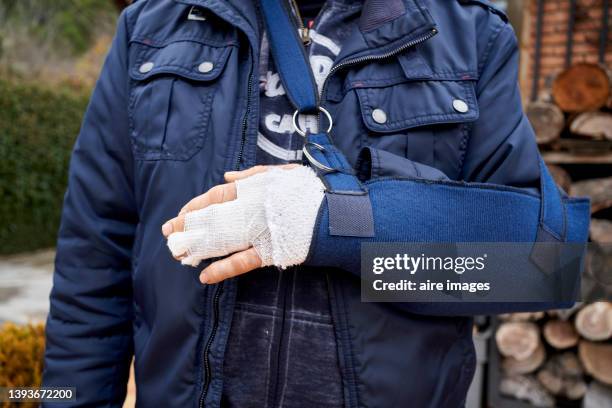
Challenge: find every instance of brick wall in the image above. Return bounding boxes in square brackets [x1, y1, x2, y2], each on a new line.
[519, 0, 612, 102]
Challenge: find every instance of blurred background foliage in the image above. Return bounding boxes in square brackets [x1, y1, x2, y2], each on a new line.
[0, 0, 116, 55]
[0, 323, 45, 408]
[0, 1, 121, 255]
[0, 0, 118, 88]
[0, 81, 89, 254]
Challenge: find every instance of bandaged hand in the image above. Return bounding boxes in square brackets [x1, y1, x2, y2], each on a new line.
[163, 165, 325, 283]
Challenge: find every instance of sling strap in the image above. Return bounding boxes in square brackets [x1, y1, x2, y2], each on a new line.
[259, 0, 319, 112]
[260, 0, 375, 237]
[259, 0, 574, 247]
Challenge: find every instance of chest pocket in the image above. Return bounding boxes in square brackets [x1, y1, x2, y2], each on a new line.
[128, 40, 233, 161]
[351, 52, 480, 179]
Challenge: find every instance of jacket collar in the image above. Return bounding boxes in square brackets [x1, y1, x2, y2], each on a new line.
[174, 0, 436, 59]
[336, 0, 436, 63]
[175, 0, 261, 47]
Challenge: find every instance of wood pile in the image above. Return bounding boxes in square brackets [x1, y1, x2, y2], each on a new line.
[583, 218, 612, 304]
[495, 303, 612, 407]
[493, 1, 611, 405]
[526, 62, 612, 164]
[494, 61, 612, 407]
[571, 177, 612, 213]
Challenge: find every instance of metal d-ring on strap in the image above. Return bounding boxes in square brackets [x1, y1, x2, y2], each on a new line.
[292, 107, 335, 171]
[292, 106, 333, 137]
[303, 142, 335, 173]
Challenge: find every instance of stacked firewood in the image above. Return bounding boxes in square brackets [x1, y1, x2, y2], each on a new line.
[495, 303, 612, 407]
[544, 167, 612, 305]
[527, 63, 612, 295]
[527, 63, 612, 150]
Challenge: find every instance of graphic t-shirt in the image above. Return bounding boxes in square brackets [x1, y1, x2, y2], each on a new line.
[256, 0, 362, 164]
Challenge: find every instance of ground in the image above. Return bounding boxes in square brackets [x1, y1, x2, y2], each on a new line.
[0, 249, 53, 324]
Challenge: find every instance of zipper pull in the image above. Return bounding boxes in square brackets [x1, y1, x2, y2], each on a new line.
[299, 20, 315, 45]
[298, 27, 311, 45]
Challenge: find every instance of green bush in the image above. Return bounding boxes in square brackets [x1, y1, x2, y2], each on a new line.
[0, 80, 88, 254]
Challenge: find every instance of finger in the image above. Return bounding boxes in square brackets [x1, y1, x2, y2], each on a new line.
[162, 183, 237, 237]
[199, 247, 262, 284]
[166, 231, 189, 261]
[179, 182, 237, 215]
[173, 250, 188, 261]
[223, 165, 269, 182]
[224, 163, 299, 182]
[162, 213, 187, 238]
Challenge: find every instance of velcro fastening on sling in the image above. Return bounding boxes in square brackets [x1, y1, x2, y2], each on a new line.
[326, 193, 375, 237]
[305, 133, 375, 237]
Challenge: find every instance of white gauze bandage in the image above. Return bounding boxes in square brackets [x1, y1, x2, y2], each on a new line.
[167, 166, 325, 269]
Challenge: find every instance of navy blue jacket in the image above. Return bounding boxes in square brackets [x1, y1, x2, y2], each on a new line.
[42, 0, 589, 407]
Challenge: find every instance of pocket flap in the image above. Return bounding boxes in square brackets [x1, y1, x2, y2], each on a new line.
[355, 78, 479, 133]
[129, 40, 233, 82]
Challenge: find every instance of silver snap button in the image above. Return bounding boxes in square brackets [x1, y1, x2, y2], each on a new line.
[198, 61, 214, 73]
[139, 62, 154, 74]
[453, 99, 469, 113]
[372, 108, 388, 124]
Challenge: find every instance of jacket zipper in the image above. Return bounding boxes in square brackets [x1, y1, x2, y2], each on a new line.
[199, 35, 257, 408]
[289, 0, 311, 45]
[234, 62, 256, 171]
[319, 27, 438, 112]
[321, 27, 437, 99]
[199, 282, 223, 408]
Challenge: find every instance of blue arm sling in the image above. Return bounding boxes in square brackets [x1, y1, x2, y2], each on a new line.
[259, 0, 591, 314]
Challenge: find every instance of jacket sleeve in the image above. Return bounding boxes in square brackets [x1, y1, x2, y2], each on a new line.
[305, 24, 567, 316]
[42, 10, 136, 407]
[460, 23, 540, 188]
